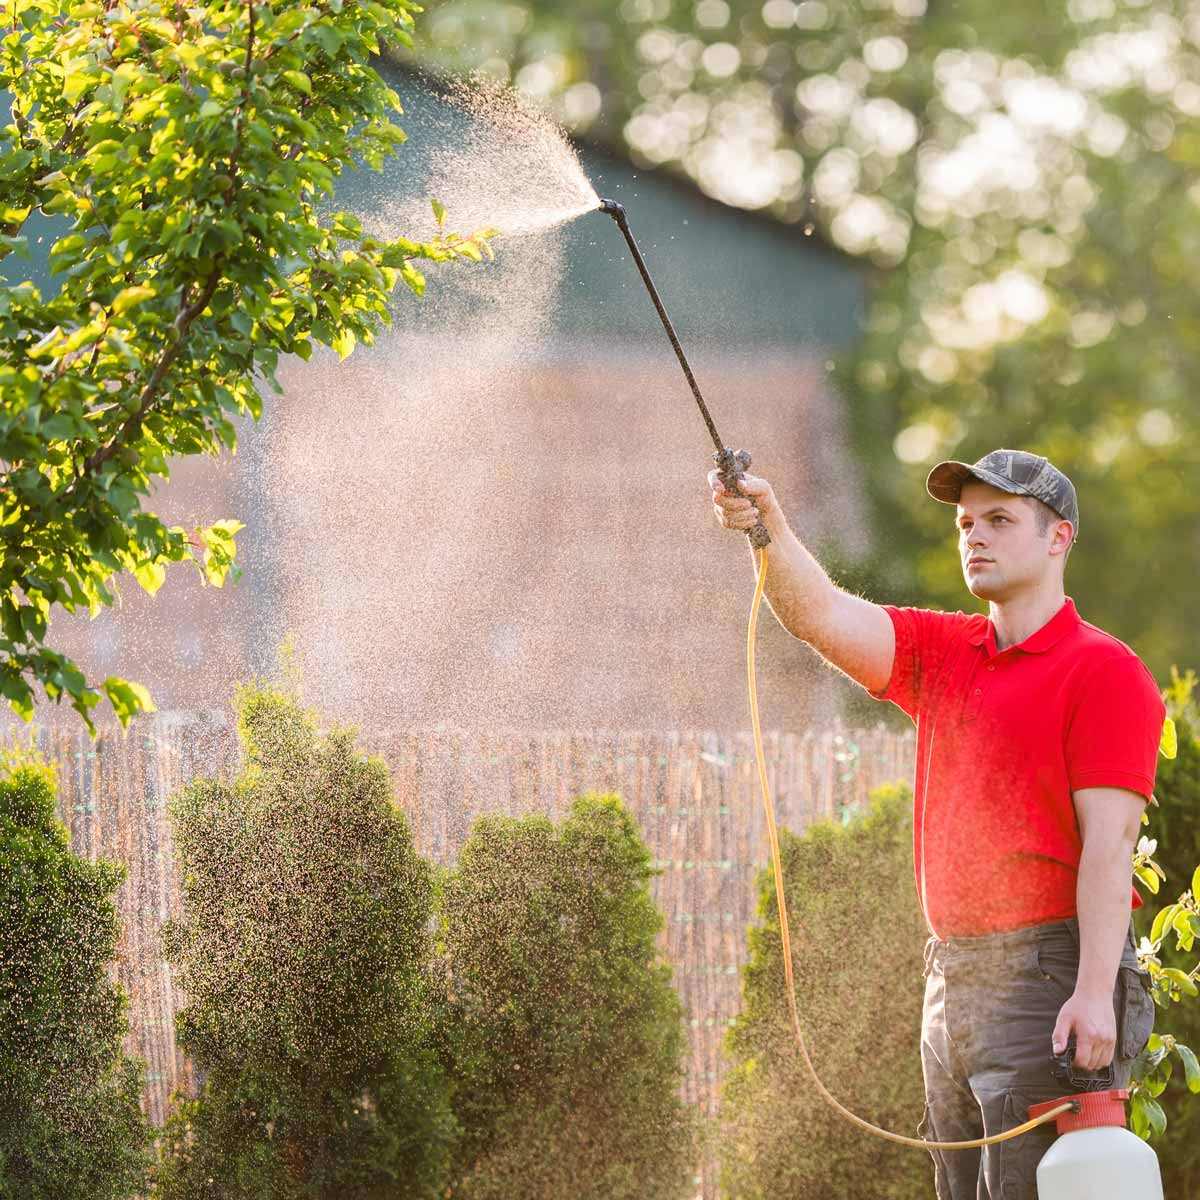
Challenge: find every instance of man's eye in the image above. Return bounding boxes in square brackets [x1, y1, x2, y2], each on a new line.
[992, 516, 1008, 524]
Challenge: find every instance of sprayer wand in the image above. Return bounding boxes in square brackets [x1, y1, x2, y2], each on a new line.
[598, 198, 770, 550]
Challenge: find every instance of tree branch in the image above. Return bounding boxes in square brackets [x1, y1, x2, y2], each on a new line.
[66, 0, 258, 489]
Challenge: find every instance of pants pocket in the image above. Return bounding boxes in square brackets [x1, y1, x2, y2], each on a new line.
[1118, 965, 1155, 1060]
[1033, 937, 1076, 999]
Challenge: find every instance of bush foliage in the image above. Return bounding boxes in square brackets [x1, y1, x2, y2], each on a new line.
[434, 793, 697, 1200]
[154, 687, 455, 1200]
[719, 783, 930, 1200]
[0, 749, 150, 1199]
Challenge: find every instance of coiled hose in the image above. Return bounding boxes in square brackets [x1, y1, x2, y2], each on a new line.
[746, 546, 1075, 1148]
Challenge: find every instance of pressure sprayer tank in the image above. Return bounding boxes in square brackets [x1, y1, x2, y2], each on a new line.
[1029, 1090, 1163, 1200]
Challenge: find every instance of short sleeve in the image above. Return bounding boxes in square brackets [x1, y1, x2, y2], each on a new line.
[1065, 655, 1166, 800]
[871, 606, 973, 722]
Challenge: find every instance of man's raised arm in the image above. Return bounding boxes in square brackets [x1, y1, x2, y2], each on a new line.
[709, 470, 896, 695]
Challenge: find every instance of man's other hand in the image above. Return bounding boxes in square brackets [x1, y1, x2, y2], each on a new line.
[1052, 988, 1117, 1071]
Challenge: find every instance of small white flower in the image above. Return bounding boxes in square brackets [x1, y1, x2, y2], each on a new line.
[1137, 836, 1158, 857]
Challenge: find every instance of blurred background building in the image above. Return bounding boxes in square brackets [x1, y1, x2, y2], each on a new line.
[40, 63, 873, 735]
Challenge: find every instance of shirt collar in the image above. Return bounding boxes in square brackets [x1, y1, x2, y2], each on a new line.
[966, 597, 1080, 655]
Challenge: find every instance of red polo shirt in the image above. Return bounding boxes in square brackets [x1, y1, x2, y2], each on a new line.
[872, 598, 1165, 937]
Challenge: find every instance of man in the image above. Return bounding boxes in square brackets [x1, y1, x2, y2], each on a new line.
[709, 449, 1163, 1199]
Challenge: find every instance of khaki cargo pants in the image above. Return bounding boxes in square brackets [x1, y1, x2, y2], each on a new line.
[920, 918, 1155, 1200]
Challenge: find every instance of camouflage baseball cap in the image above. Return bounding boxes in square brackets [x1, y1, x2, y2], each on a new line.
[926, 449, 1079, 532]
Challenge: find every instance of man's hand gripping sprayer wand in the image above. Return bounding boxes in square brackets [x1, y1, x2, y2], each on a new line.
[596, 197, 1077, 1150]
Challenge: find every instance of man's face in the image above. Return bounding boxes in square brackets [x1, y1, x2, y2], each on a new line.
[956, 481, 1064, 602]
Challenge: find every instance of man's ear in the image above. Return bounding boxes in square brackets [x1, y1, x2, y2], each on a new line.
[1050, 519, 1075, 558]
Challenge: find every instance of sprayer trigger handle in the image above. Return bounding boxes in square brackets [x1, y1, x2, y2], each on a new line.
[713, 448, 772, 549]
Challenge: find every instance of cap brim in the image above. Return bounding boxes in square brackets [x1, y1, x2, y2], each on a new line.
[926, 461, 1032, 505]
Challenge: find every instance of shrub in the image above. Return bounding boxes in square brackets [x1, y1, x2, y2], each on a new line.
[719, 782, 930, 1199]
[154, 686, 455, 1200]
[435, 792, 697, 1200]
[0, 748, 150, 1199]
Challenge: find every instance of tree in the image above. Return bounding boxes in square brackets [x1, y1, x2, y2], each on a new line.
[434, 793, 697, 1200]
[414, 0, 1200, 676]
[719, 783, 930, 1199]
[0, 747, 151, 1199]
[0, 0, 488, 731]
[154, 685, 454, 1200]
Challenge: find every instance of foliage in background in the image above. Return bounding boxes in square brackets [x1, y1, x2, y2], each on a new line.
[0, 748, 150, 1199]
[719, 783, 930, 1199]
[154, 686, 455, 1200]
[0, 0, 489, 732]
[414, 0, 1199, 676]
[1130, 669, 1200, 1193]
[434, 793, 697, 1200]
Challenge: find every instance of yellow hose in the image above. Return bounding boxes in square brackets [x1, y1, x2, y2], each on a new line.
[746, 546, 1075, 1149]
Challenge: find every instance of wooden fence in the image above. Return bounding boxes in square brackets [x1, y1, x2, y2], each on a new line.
[5, 715, 915, 1126]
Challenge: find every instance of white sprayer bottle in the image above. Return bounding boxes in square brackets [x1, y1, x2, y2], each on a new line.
[1029, 1089, 1163, 1199]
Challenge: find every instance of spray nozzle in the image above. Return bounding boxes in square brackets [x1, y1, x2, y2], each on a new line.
[598, 198, 627, 224]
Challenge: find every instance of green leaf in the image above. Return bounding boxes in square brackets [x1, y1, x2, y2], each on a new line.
[1134, 864, 1160, 895]
[1160, 716, 1177, 759]
[283, 69, 312, 96]
[310, 23, 342, 56]
[331, 328, 356, 360]
[1192, 863, 1199, 899]
[1162, 967, 1199, 998]
[199, 520, 244, 588]
[110, 61, 140, 110]
[400, 262, 425, 296]
[1150, 903, 1178, 945]
[1176, 1043, 1200, 1094]
[1173, 909, 1196, 953]
[431, 197, 447, 228]
[1143, 1056, 1171, 1096]
[62, 59, 97, 104]
[102, 677, 156, 727]
[1143, 1095, 1166, 1139]
[112, 285, 157, 315]
[132, 560, 166, 595]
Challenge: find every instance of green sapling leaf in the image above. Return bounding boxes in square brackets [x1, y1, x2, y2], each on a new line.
[1176, 1043, 1200, 1094]
[431, 197, 447, 228]
[1160, 716, 1177, 759]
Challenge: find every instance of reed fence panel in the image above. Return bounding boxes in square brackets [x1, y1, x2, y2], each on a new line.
[4, 715, 914, 1124]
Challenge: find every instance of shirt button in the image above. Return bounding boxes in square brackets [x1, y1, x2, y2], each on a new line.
[987, 665, 995, 672]
[974, 688, 982, 695]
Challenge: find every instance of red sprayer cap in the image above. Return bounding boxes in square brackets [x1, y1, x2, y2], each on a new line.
[1029, 1089, 1129, 1135]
